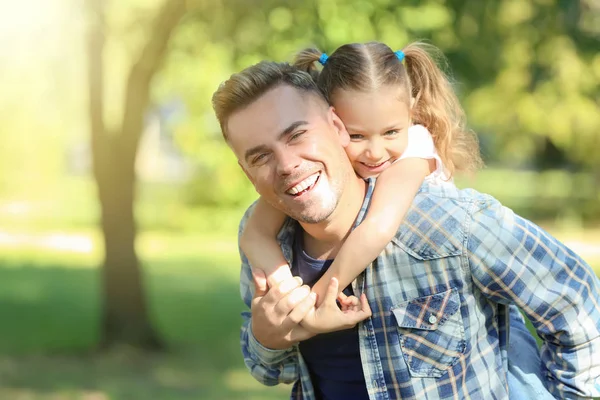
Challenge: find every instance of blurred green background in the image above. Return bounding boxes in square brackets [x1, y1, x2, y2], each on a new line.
[0, 0, 598, 399]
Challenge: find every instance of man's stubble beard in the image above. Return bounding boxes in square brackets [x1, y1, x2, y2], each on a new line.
[273, 164, 349, 225]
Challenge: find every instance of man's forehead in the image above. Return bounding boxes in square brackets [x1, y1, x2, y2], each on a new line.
[227, 85, 325, 149]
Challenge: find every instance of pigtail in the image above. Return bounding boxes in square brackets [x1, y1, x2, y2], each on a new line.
[403, 42, 483, 176]
[293, 48, 323, 82]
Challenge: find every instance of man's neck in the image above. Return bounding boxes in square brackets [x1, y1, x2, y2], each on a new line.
[299, 175, 368, 260]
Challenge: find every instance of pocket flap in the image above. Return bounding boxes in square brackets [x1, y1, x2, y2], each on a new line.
[392, 289, 460, 331]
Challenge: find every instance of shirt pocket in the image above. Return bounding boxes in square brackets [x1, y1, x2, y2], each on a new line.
[391, 288, 466, 378]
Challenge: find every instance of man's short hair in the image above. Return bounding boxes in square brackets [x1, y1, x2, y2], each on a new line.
[212, 61, 327, 141]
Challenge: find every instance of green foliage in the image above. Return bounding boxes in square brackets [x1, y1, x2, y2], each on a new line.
[2, 0, 598, 206]
[151, 0, 600, 206]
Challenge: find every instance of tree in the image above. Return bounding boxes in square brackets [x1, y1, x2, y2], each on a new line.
[86, 0, 187, 348]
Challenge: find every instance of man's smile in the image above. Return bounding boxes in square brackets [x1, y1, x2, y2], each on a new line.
[285, 172, 321, 197]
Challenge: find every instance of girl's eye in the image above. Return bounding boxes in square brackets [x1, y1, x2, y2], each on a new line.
[384, 129, 399, 136]
[349, 134, 364, 140]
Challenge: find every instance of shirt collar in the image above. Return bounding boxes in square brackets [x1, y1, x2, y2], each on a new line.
[277, 177, 376, 263]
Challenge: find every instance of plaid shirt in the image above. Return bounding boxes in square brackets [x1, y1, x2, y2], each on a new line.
[238, 179, 600, 400]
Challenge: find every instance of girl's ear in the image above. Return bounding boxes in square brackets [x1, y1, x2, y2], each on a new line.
[330, 107, 350, 147]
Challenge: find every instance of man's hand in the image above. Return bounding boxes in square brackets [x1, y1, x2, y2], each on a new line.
[250, 270, 317, 350]
[300, 278, 372, 334]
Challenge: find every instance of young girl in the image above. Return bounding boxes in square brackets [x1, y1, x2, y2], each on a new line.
[241, 41, 554, 399]
[240, 41, 480, 309]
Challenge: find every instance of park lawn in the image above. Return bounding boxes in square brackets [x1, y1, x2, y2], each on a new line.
[0, 227, 598, 400]
[0, 230, 291, 400]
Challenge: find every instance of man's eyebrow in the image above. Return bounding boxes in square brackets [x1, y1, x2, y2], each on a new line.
[244, 121, 309, 164]
[244, 145, 268, 164]
[277, 120, 309, 141]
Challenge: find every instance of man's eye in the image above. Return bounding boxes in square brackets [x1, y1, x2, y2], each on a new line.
[253, 154, 268, 165]
[290, 130, 306, 141]
[349, 134, 364, 140]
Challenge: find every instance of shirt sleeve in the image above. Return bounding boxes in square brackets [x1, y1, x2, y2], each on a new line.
[467, 195, 600, 399]
[238, 203, 301, 386]
[399, 124, 445, 179]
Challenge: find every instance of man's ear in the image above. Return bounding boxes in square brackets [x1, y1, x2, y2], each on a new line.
[329, 107, 350, 147]
[238, 160, 257, 190]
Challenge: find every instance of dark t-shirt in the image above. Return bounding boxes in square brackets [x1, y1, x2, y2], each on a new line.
[292, 230, 369, 400]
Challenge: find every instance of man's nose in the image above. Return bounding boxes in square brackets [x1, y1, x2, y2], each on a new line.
[275, 148, 301, 176]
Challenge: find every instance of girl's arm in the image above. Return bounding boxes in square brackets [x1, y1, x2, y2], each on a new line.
[244, 200, 372, 335]
[310, 158, 432, 305]
[240, 198, 293, 288]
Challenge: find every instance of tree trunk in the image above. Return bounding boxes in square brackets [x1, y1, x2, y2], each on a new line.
[86, 0, 186, 349]
[96, 139, 161, 348]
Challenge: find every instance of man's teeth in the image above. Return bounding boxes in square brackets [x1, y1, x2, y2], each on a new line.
[287, 173, 319, 195]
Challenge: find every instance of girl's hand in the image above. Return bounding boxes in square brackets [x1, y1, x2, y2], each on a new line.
[338, 293, 363, 313]
[300, 278, 371, 334]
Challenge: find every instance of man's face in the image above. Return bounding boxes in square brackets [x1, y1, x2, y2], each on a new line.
[227, 85, 351, 224]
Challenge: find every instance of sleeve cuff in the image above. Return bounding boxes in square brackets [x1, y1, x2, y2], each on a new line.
[248, 322, 296, 365]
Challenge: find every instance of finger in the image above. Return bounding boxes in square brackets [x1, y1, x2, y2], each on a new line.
[266, 264, 293, 289]
[252, 269, 268, 298]
[341, 295, 372, 325]
[340, 304, 353, 312]
[344, 295, 360, 307]
[274, 285, 311, 317]
[359, 293, 372, 317]
[262, 276, 303, 307]
[323, 277, 340, 305]
[340, 297, 360, 312]
[285, 292, 317, 327]
[337, 292, 353, 306]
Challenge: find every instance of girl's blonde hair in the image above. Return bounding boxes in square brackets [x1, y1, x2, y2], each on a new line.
[294, 41, 483, 176]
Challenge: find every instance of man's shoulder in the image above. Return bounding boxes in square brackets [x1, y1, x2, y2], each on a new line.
[238, 200, 297, 246]
[238, 201, 257, 235]
[388, 182, 502, 256]
[410, 181, 497, 217]
[416, 181, 495, 205]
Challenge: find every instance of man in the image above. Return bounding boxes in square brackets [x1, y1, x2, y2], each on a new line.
[211, 61, 600, 399]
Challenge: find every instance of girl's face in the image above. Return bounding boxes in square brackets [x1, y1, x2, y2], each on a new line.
[332, 86, 411, 178]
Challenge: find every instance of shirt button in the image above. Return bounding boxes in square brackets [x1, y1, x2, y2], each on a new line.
[428, 315, 438, 324]
[372, 380, 378, 388]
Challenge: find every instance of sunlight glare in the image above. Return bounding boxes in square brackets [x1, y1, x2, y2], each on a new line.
[0, 0, 63, 53]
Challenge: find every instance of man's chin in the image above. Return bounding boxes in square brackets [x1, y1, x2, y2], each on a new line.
[287, 204, 336, 225]
[276, 190, 338, 224]
[295, 214, 327, 225]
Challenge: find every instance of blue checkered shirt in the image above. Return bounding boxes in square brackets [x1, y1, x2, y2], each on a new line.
[238, 179, 600, 399]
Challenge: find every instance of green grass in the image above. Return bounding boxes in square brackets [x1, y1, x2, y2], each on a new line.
[0, 168, 598, 399]
[0, 227, 598, 399]
[0, 230, 291, 400]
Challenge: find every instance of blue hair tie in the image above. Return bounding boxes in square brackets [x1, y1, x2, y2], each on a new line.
[318, 53, 329, 66]
[395, 50, 405, 62]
